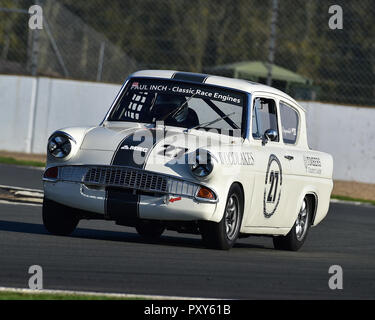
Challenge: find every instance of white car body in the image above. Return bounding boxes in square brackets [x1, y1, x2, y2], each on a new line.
[43, 70, 333, 249]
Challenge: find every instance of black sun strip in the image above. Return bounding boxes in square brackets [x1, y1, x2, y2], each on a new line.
[172, 72, 208, 83]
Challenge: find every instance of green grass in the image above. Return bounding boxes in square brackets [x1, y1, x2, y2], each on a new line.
[0, 156, 45, 168]
[0, 291, 142, 300]
[331, 194, 375, 206]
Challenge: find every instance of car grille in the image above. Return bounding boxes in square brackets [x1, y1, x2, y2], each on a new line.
[84, 167, 168, 193]
[56, 165, 199, 198]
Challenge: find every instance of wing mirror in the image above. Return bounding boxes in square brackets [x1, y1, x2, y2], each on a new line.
[262, 129, 278, 145]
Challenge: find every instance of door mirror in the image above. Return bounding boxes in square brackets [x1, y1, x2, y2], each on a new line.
[262, 129, 278, 145]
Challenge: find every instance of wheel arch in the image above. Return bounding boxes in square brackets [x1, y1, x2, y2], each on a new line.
[293, 187, 319, 228]
[209, 180, 246, 223]
[231, 181, 245, 209]
[231, 182, 245, 227]
[305, 192, 318, 226]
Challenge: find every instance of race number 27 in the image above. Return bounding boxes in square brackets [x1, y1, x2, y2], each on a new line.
[267, 171, 279, 203]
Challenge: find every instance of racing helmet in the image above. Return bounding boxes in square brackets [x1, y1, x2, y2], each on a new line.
[153, 94, 188, 123]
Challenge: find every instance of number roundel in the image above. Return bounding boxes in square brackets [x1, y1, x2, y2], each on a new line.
[263, 154, 283, 218]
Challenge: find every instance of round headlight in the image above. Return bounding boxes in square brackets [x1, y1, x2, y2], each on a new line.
[48, 134, 72, 158]
[190, 150, 215, 178]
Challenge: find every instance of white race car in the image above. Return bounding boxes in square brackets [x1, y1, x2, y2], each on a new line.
[43, 70, 333, 250]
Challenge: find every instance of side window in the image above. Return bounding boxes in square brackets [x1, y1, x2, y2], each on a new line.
[252, 98, 279, 141]
[279, 101, 299, 144]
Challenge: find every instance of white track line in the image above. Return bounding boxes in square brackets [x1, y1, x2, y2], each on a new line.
[0, 184, 43, 193]
[0, 200, 42, 207]
[0, 286, 213, 300]
[330, 198, 374, 207]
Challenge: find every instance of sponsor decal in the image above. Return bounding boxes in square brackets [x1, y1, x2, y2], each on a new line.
[129, 79, 244, 106]
[131, 82, 139, 89]
[120, 145, 149, 153]
[263, 154, 282, 218]
[218, 152, 254, 166]
[282, 127, 297, 136]
[303, 155, 322, 174]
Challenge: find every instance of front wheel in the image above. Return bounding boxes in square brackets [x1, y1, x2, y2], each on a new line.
[273, 197, 311, 251]
[42, 198, 79, 236]
[200, 184, 243, 250]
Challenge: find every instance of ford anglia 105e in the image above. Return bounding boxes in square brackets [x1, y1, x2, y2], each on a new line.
[43, 70, 333, 250]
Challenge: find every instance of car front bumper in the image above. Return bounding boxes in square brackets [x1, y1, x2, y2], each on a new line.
[43, 165, 219, 222]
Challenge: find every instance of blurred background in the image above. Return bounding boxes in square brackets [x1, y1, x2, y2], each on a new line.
[0, 0, 374, 195]
[1, 0, 374, 105]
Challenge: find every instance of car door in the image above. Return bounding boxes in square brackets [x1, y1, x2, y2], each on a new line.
[277, 100, 308, 227]
[244, 95, 292, 228]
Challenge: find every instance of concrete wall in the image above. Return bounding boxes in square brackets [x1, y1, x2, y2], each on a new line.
[0, 75, 35, 154]
[301, 101, 375, 184]
[0, 75, 120, 154]
[32, 77, 120, 154]
[0, 75, 374, 183]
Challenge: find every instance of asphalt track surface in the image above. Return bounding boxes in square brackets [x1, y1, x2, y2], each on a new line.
[0, 164, 43, 190]
[0, 164, 374, 299]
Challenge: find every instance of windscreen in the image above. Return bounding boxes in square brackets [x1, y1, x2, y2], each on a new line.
[108, 78, 247, 136]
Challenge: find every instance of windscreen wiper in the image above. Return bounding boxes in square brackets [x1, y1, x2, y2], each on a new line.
[185, 112, 236, 133]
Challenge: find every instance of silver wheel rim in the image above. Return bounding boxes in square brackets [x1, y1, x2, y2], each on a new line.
[225, 194, 239, 240]
[295, 198, 309, 241]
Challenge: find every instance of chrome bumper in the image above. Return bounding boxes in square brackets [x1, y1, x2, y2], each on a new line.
[43, 165, 218, 203]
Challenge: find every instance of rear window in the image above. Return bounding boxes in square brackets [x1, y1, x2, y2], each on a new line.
[279, 101, 299, 144]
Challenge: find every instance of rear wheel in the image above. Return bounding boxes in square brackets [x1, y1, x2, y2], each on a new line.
[273, 196, 311, 251]
[42, 198, 79, 236]
[200, 184, 243, 250]
[136, 220, 165, 240]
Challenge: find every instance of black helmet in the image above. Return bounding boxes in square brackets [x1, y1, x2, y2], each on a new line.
[152, 94, 188, 123]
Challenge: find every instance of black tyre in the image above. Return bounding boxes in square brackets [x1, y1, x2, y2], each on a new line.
[273, 196, 311, 251]
[200, 184, 243, 250]
[136, 220, 165, 240]
[42, 198, 79, 236]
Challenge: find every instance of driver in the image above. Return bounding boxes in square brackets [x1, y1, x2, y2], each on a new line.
[151, 94, 188, 124]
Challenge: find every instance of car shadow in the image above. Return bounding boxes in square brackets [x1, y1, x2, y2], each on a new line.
[0, 219, 269, 250]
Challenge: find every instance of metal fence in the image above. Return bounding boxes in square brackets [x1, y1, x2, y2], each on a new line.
[0, 0, 374, 106]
